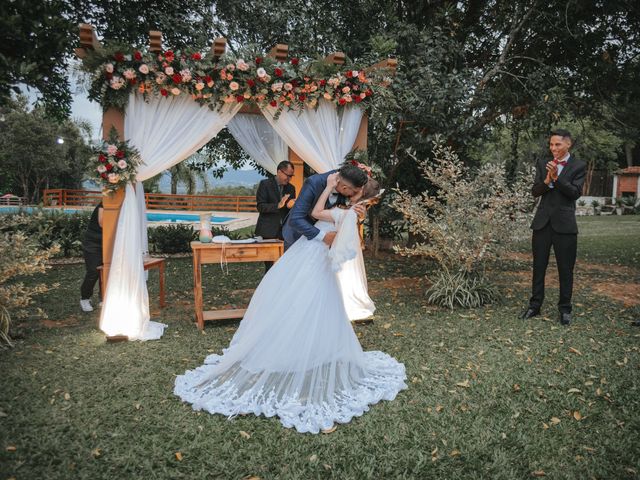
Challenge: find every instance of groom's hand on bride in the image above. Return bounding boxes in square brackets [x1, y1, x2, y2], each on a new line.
[353, 203, 367, 219]
[323, 231, 337, 246]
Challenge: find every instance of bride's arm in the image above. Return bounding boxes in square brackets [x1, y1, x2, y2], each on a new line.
[311, 173, 338, 222]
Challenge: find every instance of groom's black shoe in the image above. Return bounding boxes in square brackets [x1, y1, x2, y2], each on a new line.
[519, 307, 540, 320]
[559, 312, 571, 326]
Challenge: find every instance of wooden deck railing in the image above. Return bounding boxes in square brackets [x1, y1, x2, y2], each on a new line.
[41, 189, 257, 212]
[0, 195, 28, 206]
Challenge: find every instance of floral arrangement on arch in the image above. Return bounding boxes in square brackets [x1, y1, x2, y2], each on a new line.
[93, 129, 143, 194]
[83, 46, 388, 113]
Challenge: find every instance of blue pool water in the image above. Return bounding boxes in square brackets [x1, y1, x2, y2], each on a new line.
[0, 206, 236, 224]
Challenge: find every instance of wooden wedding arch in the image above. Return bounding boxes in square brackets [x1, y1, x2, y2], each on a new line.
[75, 24, 396, 294]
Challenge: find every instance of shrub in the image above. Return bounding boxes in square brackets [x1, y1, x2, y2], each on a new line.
[0, 215, 59, 347]
[392, 138, 533, 308]
[148, 224, 197, 254]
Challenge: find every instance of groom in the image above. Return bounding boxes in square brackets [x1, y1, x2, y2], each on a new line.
[282, 162, 369, 250]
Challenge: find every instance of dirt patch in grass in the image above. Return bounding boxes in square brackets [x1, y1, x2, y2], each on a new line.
[369, 276, 429, 296]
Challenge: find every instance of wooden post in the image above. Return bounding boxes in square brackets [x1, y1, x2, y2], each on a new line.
[287, 148, 305, 195]
[101, 106, 126, 294]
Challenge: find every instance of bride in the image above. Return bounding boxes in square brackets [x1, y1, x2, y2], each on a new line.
[174, 172, 407, 433]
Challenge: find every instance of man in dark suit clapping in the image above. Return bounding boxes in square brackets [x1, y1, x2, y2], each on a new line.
[521, 129, 586, 325]
[255, 161, 296, 272]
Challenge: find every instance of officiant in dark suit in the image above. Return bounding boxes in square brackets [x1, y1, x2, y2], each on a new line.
[521, 129, 586, 326]
[255, 161, 297, 272]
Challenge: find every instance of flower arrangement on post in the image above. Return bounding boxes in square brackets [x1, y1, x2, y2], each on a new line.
[93, 128, 143, 194]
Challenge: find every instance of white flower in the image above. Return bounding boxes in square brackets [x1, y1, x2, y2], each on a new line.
[138, 64, 149, 74]
[165, 66, 174, 75]
[351, 70, 359, 77]
[171, 88, 181, 95]
[284, 83, 293, 91]
[180, 69, 192, 82]
[256, 67, 267, 78]
[155, 72, 166, 84]
[229, 81, 239, 91]
[106, 145, 118, 155]
[124, 54, 132, 61]
[109, 76, 125, 90]
[117, 160, 127, 169]
[271, 81, 283, 92]
[104, 63, 114, 73]
[123, 68, 136, 80]
[236, 59, 249, 71]
[97, 165, 107, 173]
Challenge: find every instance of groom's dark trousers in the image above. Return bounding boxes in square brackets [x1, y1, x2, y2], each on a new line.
[528, 155, 586, 314]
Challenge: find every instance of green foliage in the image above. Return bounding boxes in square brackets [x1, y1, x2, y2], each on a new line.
[0, 215, 59, 347]
[393, 138, 533, 307]
[426, 270, 499, 309]
[147, 224, 197, 254]
[1, 209, 91, 257]
[0, 97, 93, 203]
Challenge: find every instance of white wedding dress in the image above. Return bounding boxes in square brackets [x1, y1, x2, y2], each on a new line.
[174, 208, 406, 433]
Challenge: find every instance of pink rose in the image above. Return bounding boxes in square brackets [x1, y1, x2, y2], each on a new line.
[138, 64, 149, 74]
[105, 63, 114, 73]
[106, 145, 118, 155]
[229, 81, 239, 91]
[165, 66, 174, 76]
[117, 160, 127, 169]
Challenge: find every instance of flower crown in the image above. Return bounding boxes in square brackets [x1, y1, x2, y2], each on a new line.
[350, 159, 373, 177]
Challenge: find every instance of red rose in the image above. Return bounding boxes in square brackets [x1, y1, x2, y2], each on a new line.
[129, 77, 137, 85]
[116, 150, 125, 158]
[345, 70, 353, 78]
[164, 50, 174, 61]
[365, 88, 373, 97]
[354, 96, 362, 103]
[270, 100, 277, 107]
[134, 51, 142, 61]
[101, 173, 108, 179]
[298, 94, 306, 101]
[191, 52, 202, 61]
[160, 88, 168, 96]
[274, 67, 283, 77]
[236, 95, 244, 102]
[114, 52, 125, 62]
[172, 73, 182, 83]
[98, 154, 106, 163]
[204, 75, 212, 84]
[247, 79, 255, 87]
[291, 80, 298, 87]
[255, 57, 263, 64]
[319, 79, 326, 86]
[105, 163, 113, 171]
[339, 98, 347, 105]
[291, 57, 299, 65]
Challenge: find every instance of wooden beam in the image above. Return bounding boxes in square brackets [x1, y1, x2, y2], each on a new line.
[149, 30, 162, 53]
[210, 37, 227, 59]
[324, 52, 346, 66]
[76, 23, 101, 59]
[365, 57, 398, 76]
[268, 44, 288, 61]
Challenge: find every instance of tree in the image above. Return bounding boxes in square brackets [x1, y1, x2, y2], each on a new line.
[0, 97, 93, 203]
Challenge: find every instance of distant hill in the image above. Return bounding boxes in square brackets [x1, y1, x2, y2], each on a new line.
[83, 169, 266, 193]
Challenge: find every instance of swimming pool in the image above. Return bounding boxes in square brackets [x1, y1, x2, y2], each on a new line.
[0, 206, 236, 224]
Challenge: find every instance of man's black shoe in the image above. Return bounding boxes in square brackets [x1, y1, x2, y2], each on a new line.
[520, 307, 540, 320]
[560, 312, 571, 326]
[631, 320, 640, 327]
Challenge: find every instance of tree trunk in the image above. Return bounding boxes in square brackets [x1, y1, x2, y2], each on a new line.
[170, 175, 178, 195]
[372, 210, 381, 258]
[625, 141, 634, 167]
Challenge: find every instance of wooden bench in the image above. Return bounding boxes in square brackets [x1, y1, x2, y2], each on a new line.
[98, 257, 166, 308]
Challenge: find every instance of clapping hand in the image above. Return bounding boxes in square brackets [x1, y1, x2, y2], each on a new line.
[278, 193, 291, 209]
[545, 161, 558, 184]
[326, 172, 339, 189]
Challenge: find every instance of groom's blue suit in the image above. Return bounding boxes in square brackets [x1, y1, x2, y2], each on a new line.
[282, 170, 345, 250]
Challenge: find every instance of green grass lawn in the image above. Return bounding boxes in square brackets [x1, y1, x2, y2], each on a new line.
[1, 216, 639, 479]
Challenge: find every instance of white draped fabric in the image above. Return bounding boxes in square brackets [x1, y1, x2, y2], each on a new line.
[99, 93, 241, 340]
[227, 114, 288, 174]
[260, 100, 363, 173]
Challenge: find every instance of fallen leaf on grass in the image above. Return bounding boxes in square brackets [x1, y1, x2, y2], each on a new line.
[321, 426, 337, 434]
[550, 417, 561, 425]
[455, 380, 470, 388]
[239, 431, 251, 439]
[531, 470, 546, 477]
[64, 393, 71, 401]
[513, 384, 521, 392]
[309, 454, 318, 462]
[573, 411, 583, 421]
[382, 323, 391, 329]
[91, 448, 101, 458]
[449, 449, 461, 457]
[435, 405, 444, 412]
[567, 388, 581, 394]
[323, 464, 332, 471]
[568, 347, 582, 355]
[6, 446, 16, 452]
[542, 423, 549, 430]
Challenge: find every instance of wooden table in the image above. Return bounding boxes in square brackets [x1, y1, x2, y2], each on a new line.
[98, 257, 166, 308]
[191, 241, 284, 330]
